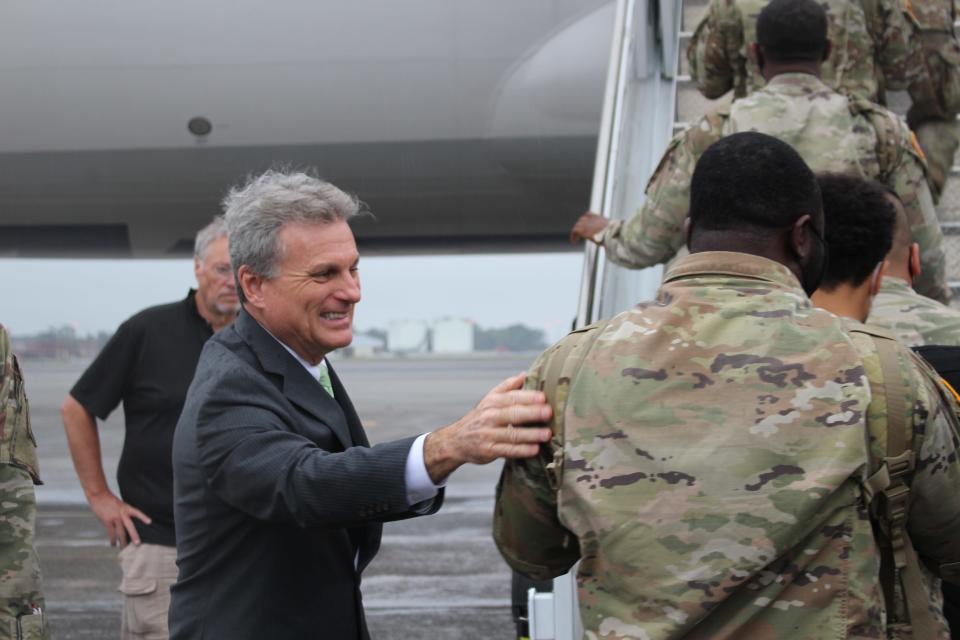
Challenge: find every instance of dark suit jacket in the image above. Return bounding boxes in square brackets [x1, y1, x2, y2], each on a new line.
[169, 310, 442, 639]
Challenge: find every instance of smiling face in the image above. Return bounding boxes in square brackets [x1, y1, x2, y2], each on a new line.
[241, 220, 361, 364]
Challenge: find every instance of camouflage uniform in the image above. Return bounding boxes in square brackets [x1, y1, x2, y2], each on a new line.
[0, 326, 45, 640]
[598, 72, 949, 303]
[494, 252, 960, 639]
[905, 0, 960, 200]
[868, 275, 960, 346]
[687, 0, 923, 102]
[843, 318, 960, 638]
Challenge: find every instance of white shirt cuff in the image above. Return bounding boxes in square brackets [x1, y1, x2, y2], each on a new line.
[405, 433, 444, 506]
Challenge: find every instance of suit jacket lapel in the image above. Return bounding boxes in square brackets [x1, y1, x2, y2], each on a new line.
[235, 310, 355, 451]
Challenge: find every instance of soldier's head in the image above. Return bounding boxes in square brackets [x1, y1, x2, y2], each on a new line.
[193, 215, 240, 330]
[881, 188, 922, 286]
[809, 173, 894, 321]
[686, 131, 827, 295]
[752, 0, 831, 80]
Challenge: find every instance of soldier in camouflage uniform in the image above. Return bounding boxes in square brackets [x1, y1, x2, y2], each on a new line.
[687, 0, 922, 103]
[810, 172, 960, 637]
[0, 326, 46, 640]
[809, 174, 897, 323]
[571, 0, 948, 303]
[905, 0, 960, 200]
[496, 134, 960, 639]
[868, 189, 960, 345]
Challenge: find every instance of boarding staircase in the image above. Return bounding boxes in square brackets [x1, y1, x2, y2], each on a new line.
[520, 0, 960, 638]
[672, 0, 960, 303]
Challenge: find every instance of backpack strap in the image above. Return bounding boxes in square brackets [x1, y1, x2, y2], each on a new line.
[540, 320, 608, 492]
[849, 324, 939, 638]
[849, 98, 926, 181]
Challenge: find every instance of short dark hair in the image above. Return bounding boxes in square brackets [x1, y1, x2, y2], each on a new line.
[817, 173, 895, 289]
[757, 0, 829, 63]
[689, 132, 820, 235]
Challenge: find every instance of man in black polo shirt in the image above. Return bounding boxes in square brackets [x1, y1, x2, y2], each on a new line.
[60, 217, 238, 640]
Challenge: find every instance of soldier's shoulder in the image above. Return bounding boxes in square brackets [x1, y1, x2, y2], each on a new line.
[680, 103, 731, 152]
[848, 320, 942, 400]
[848, 97, 911, 137]
[849, 96, 924, 164]
[532, 321, 608, 374]
[544, 321, 606, 357]
[841, 320, 889, 369]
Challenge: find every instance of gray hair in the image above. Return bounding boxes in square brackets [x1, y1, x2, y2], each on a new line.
[193, 216, 228, 260]
[222, 170, 362, 290]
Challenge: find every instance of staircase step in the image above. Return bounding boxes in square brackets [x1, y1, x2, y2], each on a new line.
[675, 79, 726, 127]
[683, 0, 708, 32]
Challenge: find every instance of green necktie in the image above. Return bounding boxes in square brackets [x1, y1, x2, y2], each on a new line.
[318, 364, 335, 399]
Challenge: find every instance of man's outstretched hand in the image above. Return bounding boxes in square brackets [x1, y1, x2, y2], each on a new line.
[570, 212, 608, 244]
[423, 373, 552, 484]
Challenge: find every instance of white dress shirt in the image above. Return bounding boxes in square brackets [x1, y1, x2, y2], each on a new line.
[274, 339, 444, 506]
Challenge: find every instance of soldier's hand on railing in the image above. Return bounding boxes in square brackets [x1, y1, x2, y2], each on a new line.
[570, 212, 608, 244]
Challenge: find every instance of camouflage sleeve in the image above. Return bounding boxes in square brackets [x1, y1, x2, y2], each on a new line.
[599, 114, 723, 269]
[0, 326, 8, 398]
[687, 0, 742, 100]
[866, 0, 925, 91]
[885, 119, 949, 303]
[493, 345, 580, 581]
[906, 369, 960, 574]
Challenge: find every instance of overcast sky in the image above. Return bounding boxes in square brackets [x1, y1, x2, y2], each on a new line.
[0, 253, 585, 343]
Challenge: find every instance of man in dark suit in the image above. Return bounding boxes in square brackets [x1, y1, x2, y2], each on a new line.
[168, 170, 552, 639]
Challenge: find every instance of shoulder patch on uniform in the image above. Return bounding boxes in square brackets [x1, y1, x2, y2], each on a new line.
[903, 0, 920, 24]
[909, 131, 927, 163]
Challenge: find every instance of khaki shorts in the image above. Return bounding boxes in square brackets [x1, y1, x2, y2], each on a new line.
[117, 543, 177, 640]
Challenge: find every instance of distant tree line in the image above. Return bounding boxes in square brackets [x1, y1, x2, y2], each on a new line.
[10, 325, 112, 360]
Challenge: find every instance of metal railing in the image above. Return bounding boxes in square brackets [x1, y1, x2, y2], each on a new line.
[575, 0, 635, 329]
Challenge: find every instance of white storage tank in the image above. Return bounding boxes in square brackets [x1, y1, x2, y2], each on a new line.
[432, 318, 474, 354]
[388, 319, 429, 353]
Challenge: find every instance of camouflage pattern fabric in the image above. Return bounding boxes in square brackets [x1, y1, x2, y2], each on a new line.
[906, 0, 960, 199]
[0, 330, 39, 485]
[598, 73, 949, 303]
[494, 252, 960, 639]
[0, 327, 45, 640]
[868, 276, 960, 346]
[845, 319, 960, 638]
[687, 0, 923, 102]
